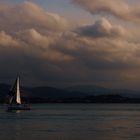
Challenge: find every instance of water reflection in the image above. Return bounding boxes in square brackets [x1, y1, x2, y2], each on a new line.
[6, 110, 21, 114]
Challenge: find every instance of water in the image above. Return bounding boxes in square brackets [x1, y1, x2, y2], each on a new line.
[1, 104, 140, 140]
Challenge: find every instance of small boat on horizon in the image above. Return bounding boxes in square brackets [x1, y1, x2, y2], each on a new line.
[6, 76, 31, 111]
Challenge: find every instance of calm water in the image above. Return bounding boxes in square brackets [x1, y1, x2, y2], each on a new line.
[1, 104, 140, 140]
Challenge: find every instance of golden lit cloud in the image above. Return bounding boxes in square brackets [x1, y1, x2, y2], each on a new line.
[73, 0, 140, 23]
[0, 31, 18, 47]
[0, 1, 68, 33]
[0, 1, 140, 88]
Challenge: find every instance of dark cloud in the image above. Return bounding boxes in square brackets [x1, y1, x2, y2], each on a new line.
[75, 18, 125, 38]
[0, 2, 140, 89]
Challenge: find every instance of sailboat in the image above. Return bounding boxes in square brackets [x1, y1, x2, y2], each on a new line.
[7, 77, 31, 111]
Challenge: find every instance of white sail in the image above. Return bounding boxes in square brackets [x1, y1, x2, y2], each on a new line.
[16, 77, 21, 104]
[9, 77, 21, 104]
[7, 76, 31, 110]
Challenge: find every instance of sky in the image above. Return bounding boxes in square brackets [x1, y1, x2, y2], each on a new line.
[1, 0, 140, 89]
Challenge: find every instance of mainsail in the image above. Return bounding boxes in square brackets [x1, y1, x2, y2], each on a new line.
[16, 77, 21, 104]
[9, 77, 21, 105]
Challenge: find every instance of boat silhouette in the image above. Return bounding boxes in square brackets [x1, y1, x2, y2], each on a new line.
[7, 77, 31, 111]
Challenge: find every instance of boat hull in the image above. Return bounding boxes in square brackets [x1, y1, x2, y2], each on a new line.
[7, 105, 31, 111]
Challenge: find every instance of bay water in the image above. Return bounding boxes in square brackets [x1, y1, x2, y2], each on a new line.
[0, 104, 140, 140]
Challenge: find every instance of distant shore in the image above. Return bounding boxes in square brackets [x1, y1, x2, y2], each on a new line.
[1, 83, 140, 104]
[2, 94, 140, 104]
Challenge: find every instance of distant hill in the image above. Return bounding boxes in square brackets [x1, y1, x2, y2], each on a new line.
[1, 83, 140, 103]
[0, 83, 86, 103]
[22, 86, 86, 99]
[66, 85, 140, 97]
[66, 85, 110, 95]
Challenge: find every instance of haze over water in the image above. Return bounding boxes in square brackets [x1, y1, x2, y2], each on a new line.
[1, 104, 140, 140]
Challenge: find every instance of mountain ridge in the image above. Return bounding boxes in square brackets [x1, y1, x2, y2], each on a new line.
[0, 83, 140, 103]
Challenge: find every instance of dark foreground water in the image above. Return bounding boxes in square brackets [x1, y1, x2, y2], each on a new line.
[1, 104, 140, 140]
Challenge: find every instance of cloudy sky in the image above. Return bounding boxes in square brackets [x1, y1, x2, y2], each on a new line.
[1, 0, 140, 89]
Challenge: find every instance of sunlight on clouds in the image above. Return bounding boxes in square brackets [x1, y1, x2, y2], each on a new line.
[72, 0, 140, 23]
[0, 1, 140, 88]
[76, 18, 126, 38]
[0, 1, 69, 33]
[0, 31, 19, 47]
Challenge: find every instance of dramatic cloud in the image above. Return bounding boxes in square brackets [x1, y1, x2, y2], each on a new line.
[72, 0, 140, 23]
[0, 31, 19, 47]
[0, 1, 140, 89]
[75, 18, 125, 38]
[0, 1, 68, 33]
